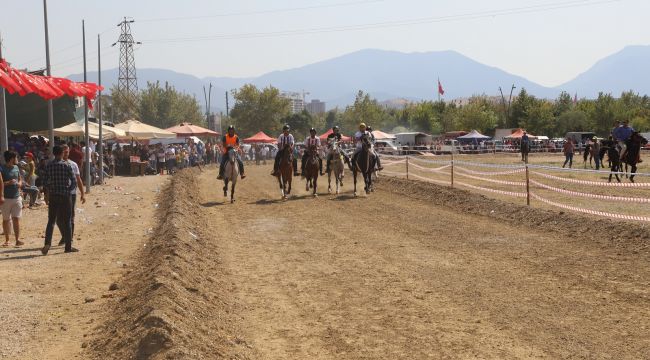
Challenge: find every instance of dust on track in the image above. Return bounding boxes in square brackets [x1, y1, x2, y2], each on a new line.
[88, 165, 650, 359]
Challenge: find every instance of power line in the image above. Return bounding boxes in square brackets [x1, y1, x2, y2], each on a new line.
[138, 0, 384, 22]
[141, 0, 621, 43]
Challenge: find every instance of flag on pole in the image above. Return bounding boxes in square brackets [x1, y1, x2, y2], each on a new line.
[437, 78, 445, 96]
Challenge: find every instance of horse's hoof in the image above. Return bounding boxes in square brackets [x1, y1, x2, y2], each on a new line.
[313, 193, 318, 198]
[354, 192, 357, 197]
[223, 192, 227, 197]
[328, 188, 332, 194]
[231, 199, 235, 203]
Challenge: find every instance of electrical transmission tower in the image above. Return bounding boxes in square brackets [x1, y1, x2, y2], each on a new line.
[112, 17, 140, 121]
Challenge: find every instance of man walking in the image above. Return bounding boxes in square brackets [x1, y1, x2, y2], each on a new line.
[56, 145, 86, 246]
[41, 145, 77, 255]
[1, 151, 24, 247]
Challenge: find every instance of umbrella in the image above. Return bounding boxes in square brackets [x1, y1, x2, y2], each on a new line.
[166, 122, 219, 137]
[115, 119, 177, 140]
[457, 130, 491, 140]
[52, 122, 126, 140]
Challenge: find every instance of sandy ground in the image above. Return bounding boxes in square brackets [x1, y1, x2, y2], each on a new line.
[0, 174, 168, 359]
[3, 163, 650, 359]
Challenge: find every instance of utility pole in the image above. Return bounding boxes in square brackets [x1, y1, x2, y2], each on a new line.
[82, 20, 91, 194]
[112, 17, 140, 121]
[498, 84, 516, 127]
[0, 34, 8, 152]
[225, 91, 230, 118]
[43, 0, 54, 157]
[98, 33, 103, 184]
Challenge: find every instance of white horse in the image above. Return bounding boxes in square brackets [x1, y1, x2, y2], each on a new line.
[223, 147, 239, 203]
[327, 141, 345, 194]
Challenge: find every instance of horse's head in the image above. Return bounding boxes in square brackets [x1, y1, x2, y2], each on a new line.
[227, 146, 236, 162]
[633, 132, 648, 145]
[308, 144, 317, 155]
[329, 141, 339, 154]
[361, 134, 372, 150]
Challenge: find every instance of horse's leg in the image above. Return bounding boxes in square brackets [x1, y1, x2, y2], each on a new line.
[306, 175, 310, 192]
[353, 170, 358, 197]
[313, 175, 318, 197]
[288, 177, 292, 195]
[630, 163, 637, 183]
[278, 175, 285, 198]
[223, 179, 228, 197]
[327, 169, 332, 194]
[231, 182, 236, 203]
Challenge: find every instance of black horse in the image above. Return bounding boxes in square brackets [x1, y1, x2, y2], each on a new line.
[622, 132, 648, 182]
[606, 145, 622, 183]
[352, 134, 377, 196]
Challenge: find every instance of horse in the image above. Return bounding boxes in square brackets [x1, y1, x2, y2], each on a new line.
[327, 141, 345, 194]
[622, 132, 647, 183]
[352, 134, 377, 196]
[520, 141, 529, 163]
[276, 144, 293, 200]
[303, 145, 320, 197]
[222, 147, 239, 203]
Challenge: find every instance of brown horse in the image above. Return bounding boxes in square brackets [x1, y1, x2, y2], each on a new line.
[304, 145, 320, 197]
[622, 132, 648, 182]
[276, 145, 293, 200]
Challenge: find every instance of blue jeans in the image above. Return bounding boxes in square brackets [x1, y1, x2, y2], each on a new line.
[563, 153, 573, 168]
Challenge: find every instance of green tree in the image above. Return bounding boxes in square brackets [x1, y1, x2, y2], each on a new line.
[555, 110, 592, 137]
[229, 84, 291, 136]
[282, 110, 314, 139]
[455, 96, 498, 134]
[341, 91, 386, 132]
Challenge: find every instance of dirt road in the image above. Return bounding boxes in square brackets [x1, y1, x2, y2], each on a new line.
[187, 165, 648, 359]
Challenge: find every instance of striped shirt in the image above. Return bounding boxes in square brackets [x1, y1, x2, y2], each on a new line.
[277, 134, 294, 149]
[304, 136, 321, 148]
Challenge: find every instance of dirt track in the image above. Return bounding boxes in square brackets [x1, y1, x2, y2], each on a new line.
[83, 164, 649, 359]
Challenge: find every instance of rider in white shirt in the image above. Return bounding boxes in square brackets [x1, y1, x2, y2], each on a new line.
[351, 123, 383, 171]
[271, 124, 295, 176]
[301, 128, 324, 177]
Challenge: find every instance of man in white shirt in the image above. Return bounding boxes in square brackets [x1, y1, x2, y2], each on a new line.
[302, 128, 324, 177]
[351, 123, 383, 171]
[271, 124, 295, 176]
[260, 145, 269, 165]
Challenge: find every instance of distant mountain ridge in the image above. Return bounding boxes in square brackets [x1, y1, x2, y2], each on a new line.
[68, 46, 650, 111]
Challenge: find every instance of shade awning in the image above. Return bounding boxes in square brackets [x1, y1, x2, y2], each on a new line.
[166, 122, 220, 137]
[457, 130, 491, 140]
[115, 119, 177, 140]
[372, 130, 396, 140]
[52, 122, 126, 140]
[505, 128, 535, 139]
[243, 131, 276, 143]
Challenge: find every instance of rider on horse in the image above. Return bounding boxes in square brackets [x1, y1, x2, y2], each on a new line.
[217, 125, 245, 180]
[351, 123, 383, 171]
[271, 124, 295, 176]
[366, 126, 383, 171]
[613, 120, 635, 161]
[325, 126, 350, 174]
[301, 128, 324, 178]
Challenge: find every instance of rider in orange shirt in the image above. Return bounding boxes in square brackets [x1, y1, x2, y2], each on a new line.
[217, 125, 246, 180]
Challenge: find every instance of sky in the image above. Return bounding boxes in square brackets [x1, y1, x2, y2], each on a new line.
[0, 0, 648, 87]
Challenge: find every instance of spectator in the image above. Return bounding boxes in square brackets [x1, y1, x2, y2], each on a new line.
[562, 138, 575, 168]
[1, 151, 25, 247]
[41, 145, 77, 255]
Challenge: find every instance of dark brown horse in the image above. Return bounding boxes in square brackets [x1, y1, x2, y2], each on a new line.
[353, 134, 376, 196]
[276, 145, 293, 200]
[622, 132, 648, 182]
[304, 145, 320, 197]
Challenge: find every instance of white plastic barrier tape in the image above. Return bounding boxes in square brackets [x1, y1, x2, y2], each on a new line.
[408, 161, 451, 173]
[454, 160, 524, 169]
[530, 179, 650, 203]
[409, 157, 453, 165]
[528, 164, 650, 177]
[408, 172, 452, 186]
[531, 171, 650, 188]
[382, 159, 406, 166]
[530, 192, 650, 222]
[455, 166, 526, 176]
[456, 181, 528, 198]
[454, 171, 526, 186]
[382, 170, 407, 177]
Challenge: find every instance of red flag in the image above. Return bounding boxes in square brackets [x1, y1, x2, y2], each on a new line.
[437, 79, 445, 96]
[0, 67, 23, 95]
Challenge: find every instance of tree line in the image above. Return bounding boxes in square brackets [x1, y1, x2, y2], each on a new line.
[227, 85, 650, 140]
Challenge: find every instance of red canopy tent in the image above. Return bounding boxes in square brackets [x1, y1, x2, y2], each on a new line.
[243, 131, 276, 143]
[166, 122, 220, 137]
[319, 129, 352, 142]
[0, 59, 102, 108]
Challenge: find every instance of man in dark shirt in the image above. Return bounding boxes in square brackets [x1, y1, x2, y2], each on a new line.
[41, 145, 77, 255]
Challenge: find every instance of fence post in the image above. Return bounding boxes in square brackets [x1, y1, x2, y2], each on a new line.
[525, 164, 530, 206]
[450, 153, 454, 188]
[406, 155, 409, 180]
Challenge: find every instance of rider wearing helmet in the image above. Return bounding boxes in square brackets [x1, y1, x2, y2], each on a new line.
[302, 128, 324, 178]
[217, 125, 245, 180]
[366, 126, 383, 171]
[271, 124, 295, 176]
[351, 123, 370, 170]
[325, 125, 351, 174]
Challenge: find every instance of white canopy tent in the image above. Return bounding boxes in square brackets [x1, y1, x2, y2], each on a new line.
[52, 122, 126, 140]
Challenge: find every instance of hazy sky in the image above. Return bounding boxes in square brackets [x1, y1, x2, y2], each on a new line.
[1, 0, 648, 86]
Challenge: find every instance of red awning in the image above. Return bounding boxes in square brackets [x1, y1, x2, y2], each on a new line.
[243, 131, 276, 143]
[0, 58, 103, 108]
[319, 129, 352, 142]
[505, 128, 535, 139]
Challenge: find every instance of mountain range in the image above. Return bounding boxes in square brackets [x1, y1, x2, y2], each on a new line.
[68, 45, 650, 112]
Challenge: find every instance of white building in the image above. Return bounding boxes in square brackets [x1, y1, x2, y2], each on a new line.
[281, 91, 305, 114]
[305, 99, 326, 114]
